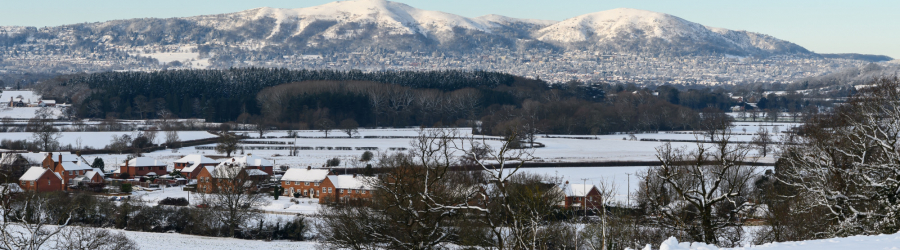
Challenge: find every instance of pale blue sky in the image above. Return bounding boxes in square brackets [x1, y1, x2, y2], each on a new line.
[1, 0, 897, 58]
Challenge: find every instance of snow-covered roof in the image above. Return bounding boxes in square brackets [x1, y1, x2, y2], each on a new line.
[20, 167, 59, 181]
[59, 161, 92, 171]
[226, 155, 273, 167]
[245, 169, 269, 176]
[563, 183, 597, 197]
[92, 168, 105, 177]
[17, 152, 87, 165]
[120, 157, 165, 167]
[327, 175, 375, 190]
[18, 153, 50, 164]
[181, 156, 220, 173]
[173, 154, 218, 164]
[42, 100, 56, 104]
[83, 171, 101, 180]
[281, 168, 330, 182]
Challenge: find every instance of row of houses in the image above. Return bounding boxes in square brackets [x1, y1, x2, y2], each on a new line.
[2, 152, 603, 209]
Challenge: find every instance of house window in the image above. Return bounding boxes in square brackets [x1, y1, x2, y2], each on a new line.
[315, 182, 320, 186]
[322, 187, 326, 193]
[328, 187, 333, 193]
[305, 182, 309, 186]
[356, 190, 360, 194]
[339, 189, 343, 194]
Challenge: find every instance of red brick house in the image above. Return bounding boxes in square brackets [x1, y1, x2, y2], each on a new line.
[196, 165, 268, 194]
[280, 166, 331, 198]
[561, 182, 602, 209]
[173, 155, 219, 179]
[319, 174, 375, 203]
[117, 157, 167, 178]
[19, 167, 63, 192]
[47, 154, 93, 189]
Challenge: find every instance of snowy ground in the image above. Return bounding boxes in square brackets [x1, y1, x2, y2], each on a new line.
[652, 233, 900, 250]
[131, 185, 322, 215]
[117, 229, 317, 250]
[0, 90, 66, 119]
[0, 90, 40, 102]
[129, 122, 787, 169]
[2, 131, 216, 148]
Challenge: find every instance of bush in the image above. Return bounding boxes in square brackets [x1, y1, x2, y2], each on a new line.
[121, 183, 133, 193]
[159, 197, 190, 206]
[327, 157, 341, 167]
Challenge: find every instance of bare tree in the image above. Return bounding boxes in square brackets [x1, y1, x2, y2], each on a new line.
[252, 117, 269, 138]
[462, 129, 573, 250]
[751, 126, 774, 157]
[30, 117, 62, 151]
[0, 193, 73, 250]
[49, 226, 137, 250]
[779, 77, 900, 237]
[164, 130, 180, 146]
[196, 165, 269, 237]
[339, 119, 359, 138]
[318, 129, 476, 250]
[143, 127, 158, 145]
[638, 127, 758, 246]
[317, 118, 335, 138]
[581, 179, 618, 250]
[106, 135, 130, 154]
[215, 133, 240, 157]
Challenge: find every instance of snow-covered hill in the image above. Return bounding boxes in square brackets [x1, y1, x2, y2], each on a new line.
[33, 0, 813, 56]
[535, 8, 808, 55]
[182, 0, 554, 43]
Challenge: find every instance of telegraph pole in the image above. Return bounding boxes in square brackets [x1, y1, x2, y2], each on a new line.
[625, 173, 632, 208]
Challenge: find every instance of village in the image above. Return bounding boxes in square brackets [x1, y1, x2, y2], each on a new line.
[0, 151, 606, 212]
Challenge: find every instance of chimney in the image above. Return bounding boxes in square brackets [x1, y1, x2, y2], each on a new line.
[58, 154, 62, 164]
[307, 166, 311, 170]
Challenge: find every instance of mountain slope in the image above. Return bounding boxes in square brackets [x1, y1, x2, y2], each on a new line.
[535, 8, 809, 55]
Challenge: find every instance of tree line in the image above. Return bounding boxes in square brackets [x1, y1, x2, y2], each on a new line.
[33, 68, 752, 136]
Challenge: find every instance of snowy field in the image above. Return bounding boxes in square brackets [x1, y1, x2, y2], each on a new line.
[58, 123, 789, 180]
[0, 90, 40, 102]
[1, 131, 217, 147]
[132, 185, 322, 215]
[0, 106, 64, 119]
[653, 233, 900, 250]
[0, 90, 65, 119]
[121, 229, 900, 250]
[118, 229, 317, 250]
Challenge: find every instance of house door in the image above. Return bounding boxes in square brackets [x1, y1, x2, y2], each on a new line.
[289, 187, 294, 196]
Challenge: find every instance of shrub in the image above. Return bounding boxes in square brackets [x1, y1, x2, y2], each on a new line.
[159, 197, 190, 206]
[121, 183, 133, 193]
